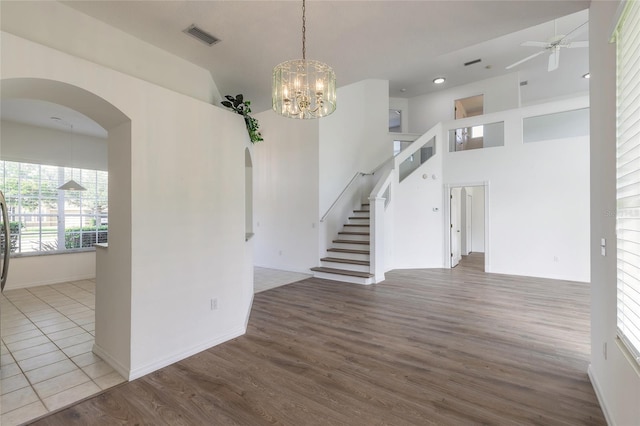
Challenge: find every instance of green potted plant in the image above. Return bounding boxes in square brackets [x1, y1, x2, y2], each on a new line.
[221, 94, 263, 143]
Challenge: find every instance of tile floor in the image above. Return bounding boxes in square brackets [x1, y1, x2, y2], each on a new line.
[253, 267, 312, 293]
[0, 280, 125, 426]
[0, 268, 311, 425]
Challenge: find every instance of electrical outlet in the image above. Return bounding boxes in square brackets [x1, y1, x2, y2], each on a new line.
[211, 298, 218, 310]
[553, 256, 559, 262]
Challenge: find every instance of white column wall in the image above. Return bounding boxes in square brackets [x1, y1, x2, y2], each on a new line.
[2, 32, 252, 380]
[588, 2, 640, 424]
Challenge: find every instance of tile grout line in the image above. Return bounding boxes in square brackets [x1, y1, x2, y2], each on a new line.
[1, 280, 108, 417]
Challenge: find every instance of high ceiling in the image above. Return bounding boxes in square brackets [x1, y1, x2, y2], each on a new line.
[61, 0, 590, 113]
[0, 1, 591, 134]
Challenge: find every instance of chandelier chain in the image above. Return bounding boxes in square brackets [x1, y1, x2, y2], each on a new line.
[302, 0, 306, 60]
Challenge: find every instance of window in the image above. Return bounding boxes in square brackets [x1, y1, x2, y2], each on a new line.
[471, 125, 484, 139]
[0, 160, 108, 254]
[615, 0, 640, 364]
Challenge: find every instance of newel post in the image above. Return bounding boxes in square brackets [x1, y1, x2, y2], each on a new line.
[369, 195, 386, 283]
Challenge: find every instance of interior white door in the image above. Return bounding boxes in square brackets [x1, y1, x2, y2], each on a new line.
[450, 189, 462, 267]
[465, 194, 472, 255]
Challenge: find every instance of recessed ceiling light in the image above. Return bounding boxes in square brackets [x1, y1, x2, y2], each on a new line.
[400, 88, 407, 92]
[433, 77, 446, 85]
[582, 72, 590, 79]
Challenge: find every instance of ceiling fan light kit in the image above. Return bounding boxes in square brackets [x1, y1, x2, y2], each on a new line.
[272, 0, 336, 119]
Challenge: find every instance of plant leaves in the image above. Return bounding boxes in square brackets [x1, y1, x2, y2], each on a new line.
[221, 101, 232, 108]
[236, 94, 244, 103]
[224, 95, 235, 101]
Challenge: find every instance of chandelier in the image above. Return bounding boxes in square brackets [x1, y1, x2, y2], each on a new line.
[272, 0, 336, 119]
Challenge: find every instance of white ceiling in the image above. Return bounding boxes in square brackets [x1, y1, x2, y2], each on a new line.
[0, 99, 107, 138]
[62, 0, 590, 111]
[0, 1, 590, 134]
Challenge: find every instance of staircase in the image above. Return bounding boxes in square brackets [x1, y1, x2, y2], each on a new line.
[311, 203, 375, 284]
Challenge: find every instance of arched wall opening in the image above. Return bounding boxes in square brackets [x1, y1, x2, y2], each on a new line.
[245, 148, 253, 240]
[1, 77, 133, 375]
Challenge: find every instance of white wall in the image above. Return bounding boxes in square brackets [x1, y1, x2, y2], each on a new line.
[588, 2, 640, 424]
[319, 80, 391, 215]
[8, 252, 96, 288]
[2, 31, 252, 381]
[0, 1, 220, 105]
[252, 111, 320, 273]
[443, 97, 590, 282]
[391, 124, 445, 269]
[1, 120, 107, 170]
[408, 73, 521, 134]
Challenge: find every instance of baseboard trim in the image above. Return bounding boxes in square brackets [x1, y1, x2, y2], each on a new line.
[588, 364, 613, 425]
[6, 274, 96, 290]
[244, 293, 254, 330]
[92, 343, 130, 380]
[128, 326, 246, 380]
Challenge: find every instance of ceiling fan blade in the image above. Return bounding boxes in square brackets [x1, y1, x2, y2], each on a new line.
[521, 41, 549, 48]
[548, 48, 560, 71]
[506, 50, 546, 70]
[566, 41, 589, 48]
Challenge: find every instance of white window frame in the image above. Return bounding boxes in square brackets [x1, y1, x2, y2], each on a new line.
[614, 0, 640, 366]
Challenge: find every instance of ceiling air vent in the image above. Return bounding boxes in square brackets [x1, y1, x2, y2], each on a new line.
[183, 25, 220, 46]
[464, 58, 482, 67]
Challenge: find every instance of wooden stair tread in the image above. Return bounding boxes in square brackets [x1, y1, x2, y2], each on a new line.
[327, 248, 370, 255]
[333, 239, 370, 245]
[321, 257, 370, 266]
[343, 224, 369, 227]
[349, 216, 370, 220]
[353, 210, 369, 213]
[310, 267, 374, 278]
[338, 231, 370, 235]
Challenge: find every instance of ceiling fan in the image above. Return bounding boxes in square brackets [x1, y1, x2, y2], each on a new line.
[506, 21, 588, 72]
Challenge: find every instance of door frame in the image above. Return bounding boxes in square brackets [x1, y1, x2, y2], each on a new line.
[443, 181, 490, 271]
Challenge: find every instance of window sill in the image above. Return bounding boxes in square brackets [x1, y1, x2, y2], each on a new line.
[10, 247, 96, 259]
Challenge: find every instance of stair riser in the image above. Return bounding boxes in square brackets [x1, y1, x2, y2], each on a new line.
[348, 221, 370, 227]
[312, 271, 374, 285]
[320, 261, 371, 273]
[350, 213, 370, 218]
[332, 242, 370, 251]
[337, 234, 370, 242]
[325, 251, 370, 261]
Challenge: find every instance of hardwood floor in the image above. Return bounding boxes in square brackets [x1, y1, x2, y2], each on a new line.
[28, 258, 605, 425]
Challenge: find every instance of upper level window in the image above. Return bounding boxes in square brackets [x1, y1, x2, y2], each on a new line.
[0, 160, 108, 254]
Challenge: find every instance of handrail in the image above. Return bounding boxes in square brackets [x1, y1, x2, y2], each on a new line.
[320, 172, 365, 223]
[320, 154, 395, 223]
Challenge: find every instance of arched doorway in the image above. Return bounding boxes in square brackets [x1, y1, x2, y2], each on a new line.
[1, 78, 132, 382]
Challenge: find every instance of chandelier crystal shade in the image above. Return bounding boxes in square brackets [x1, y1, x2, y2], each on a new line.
[272, 0, 336, 119]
